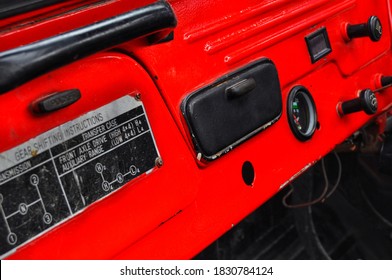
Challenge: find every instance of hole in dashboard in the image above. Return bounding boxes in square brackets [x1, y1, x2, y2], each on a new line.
[242, 161, 255, 186]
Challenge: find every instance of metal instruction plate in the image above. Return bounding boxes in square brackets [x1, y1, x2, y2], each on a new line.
[0, 96, 160, 258]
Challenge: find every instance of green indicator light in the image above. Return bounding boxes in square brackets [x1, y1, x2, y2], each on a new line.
[292, 102, 299, 109]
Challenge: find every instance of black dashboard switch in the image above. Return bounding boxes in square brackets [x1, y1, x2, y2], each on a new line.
[31, 89, 81, 114]
[345, 16, 382, 42]
[337, 89, 378, 116]
[305, 27, 332, 63]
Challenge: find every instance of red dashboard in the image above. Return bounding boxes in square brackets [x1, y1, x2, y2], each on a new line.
[0, 0, 391, 259]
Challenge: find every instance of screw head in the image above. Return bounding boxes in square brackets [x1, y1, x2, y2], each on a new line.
[135, 93, 142, 101]
[155, 157, 163, 168]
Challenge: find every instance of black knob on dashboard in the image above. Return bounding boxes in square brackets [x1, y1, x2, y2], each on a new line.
[338, 89, 378, 116]
[346, 16, 382, 42]
[381, 76, 392, 87]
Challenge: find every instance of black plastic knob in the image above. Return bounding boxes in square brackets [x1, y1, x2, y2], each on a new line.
[346, 16, 382, 42]
[338, 89, 378, 116]
[381, 76, 392, 87]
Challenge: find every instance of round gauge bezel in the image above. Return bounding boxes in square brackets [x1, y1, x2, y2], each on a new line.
[287, 86, 317, 141]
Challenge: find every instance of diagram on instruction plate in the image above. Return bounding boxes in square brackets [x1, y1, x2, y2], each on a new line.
[96, 163, 140, 192]
[0, 173, 53, 246]
[0, 96, 159, 258]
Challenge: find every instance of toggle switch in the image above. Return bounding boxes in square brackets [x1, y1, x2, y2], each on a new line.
[337, 89, 378, 116]
[343, 16, 382, 42]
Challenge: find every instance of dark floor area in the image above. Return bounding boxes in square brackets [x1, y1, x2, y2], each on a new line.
[195, 152, 392, 260]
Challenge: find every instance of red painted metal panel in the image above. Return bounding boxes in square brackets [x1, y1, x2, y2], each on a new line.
[1, 53, 198, 259]
[0, 0, 391, 259]
[116, 0, 392, 259]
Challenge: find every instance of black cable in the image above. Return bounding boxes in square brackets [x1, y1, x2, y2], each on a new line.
[282, 157, 329, 208]
[282, 151, 342, 208]
[323, 151, 342, 200]
[304, 204, 331, 260]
